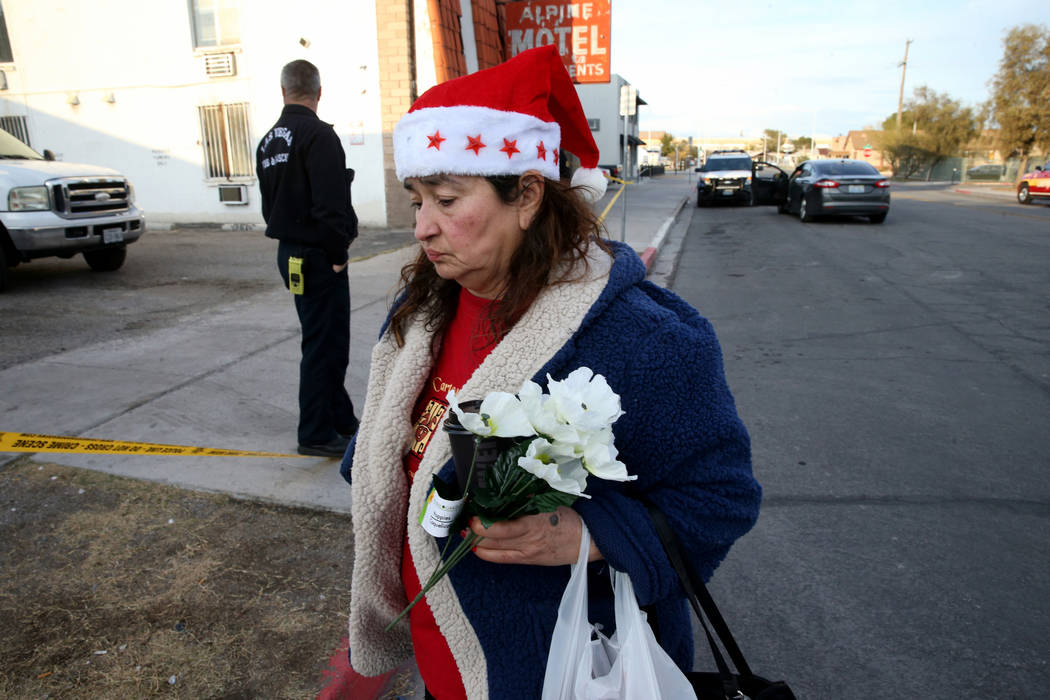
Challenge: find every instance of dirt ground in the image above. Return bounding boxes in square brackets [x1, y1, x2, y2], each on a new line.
[0, 457, 355, 699]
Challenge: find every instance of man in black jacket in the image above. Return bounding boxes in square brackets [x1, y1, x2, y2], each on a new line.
[257, 59, 358, 457]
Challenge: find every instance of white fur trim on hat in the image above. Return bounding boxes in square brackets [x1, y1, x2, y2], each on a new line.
[570, 166, 608, 203]
[394, 105, 561, 181]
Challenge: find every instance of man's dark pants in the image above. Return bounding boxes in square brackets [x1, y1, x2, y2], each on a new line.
[277, 241, 357, 445]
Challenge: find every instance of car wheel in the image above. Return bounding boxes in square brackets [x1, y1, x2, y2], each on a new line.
[697, 194, 706, 208]
[83, 246, 127, 272]
[869, 212, 887, 224]
[1017, 184, 1031, 205]
[799, 195, 813, 222]
[747, 190, 755, 207]
[0, 244, 9, 292]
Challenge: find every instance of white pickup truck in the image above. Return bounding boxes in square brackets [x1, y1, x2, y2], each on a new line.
[0, 128, 145, 291]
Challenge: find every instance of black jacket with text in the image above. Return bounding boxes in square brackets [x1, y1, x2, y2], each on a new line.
[257, 104, 357, 265]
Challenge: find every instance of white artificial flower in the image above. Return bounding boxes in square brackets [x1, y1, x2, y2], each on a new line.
[516, 380, 548, 429]
[581, 431, 636, 482]
[545, 368, 625, 434]
[447, 389, 535, 438]
[517, 438, 591, 498]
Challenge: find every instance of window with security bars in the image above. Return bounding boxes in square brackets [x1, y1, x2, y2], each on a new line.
[0, 115, 29, 146]
[197, 102, 253, 180]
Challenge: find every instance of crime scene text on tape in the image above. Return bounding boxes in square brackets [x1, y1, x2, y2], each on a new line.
[0, 432, 307, 458]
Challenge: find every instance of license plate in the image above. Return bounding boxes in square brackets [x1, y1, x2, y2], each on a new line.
[102, 227, 124, 244]
[721, 189, 735, 196]
[848, 185, 866, 194]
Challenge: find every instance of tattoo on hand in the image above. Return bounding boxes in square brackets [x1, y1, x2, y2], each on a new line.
[549, 514, 559, 527]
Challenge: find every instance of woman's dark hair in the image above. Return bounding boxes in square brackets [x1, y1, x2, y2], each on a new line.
[388, 176, 609, 350]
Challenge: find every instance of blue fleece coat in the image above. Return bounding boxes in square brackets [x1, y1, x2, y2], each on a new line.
[341, 241, 760, 699]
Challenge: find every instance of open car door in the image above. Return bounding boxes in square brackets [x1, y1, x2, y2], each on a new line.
[752, 161, 788, 205]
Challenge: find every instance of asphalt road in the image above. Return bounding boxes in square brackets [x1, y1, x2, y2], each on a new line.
[671, 184, 1050, 698]
[0, 225, 416, 371]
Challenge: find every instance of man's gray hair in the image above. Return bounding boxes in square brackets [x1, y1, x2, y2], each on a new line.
[281, 60, 321, 100]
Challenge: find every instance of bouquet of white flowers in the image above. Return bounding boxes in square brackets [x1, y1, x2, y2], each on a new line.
[387, 367, 635, 630]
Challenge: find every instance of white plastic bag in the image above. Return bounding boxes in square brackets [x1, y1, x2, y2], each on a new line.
[542, 525, 697, 700]
[541, 522, 595, 700]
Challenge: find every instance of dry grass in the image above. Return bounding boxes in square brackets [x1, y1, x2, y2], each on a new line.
[0, 459, 353, 699]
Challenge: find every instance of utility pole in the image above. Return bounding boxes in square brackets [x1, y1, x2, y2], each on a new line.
[896, 39, 912, 130]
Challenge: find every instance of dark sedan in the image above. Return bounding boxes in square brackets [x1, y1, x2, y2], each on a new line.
[778, 159, 891, 223]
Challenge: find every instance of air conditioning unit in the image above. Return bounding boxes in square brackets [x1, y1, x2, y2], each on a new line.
[203, 52, 236, 78]
[218, 184, 248, 205]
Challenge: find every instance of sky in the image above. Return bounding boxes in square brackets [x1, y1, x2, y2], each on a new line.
[608, 0, 1046, 141]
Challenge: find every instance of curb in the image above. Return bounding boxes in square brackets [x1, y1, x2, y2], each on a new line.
[640, 194, 689, 271]
[953, 187, 1016, 200]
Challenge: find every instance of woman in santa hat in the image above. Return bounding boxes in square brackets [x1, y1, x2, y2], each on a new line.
[340, 45, 760, 699]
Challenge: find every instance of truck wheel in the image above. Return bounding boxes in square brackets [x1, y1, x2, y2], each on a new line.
[1017, 184, 1031, 205]
[0, 244, 9, 292]
[83, 246, 127, 272]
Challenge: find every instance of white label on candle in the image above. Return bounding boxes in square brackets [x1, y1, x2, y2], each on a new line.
[420, 487, 465, 537]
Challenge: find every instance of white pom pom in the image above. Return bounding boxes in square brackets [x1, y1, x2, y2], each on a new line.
[571, 167, 608, 203]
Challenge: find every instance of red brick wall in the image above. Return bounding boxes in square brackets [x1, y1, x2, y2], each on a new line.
[472, 0, 507, 69]
[429, 0, 467, 82]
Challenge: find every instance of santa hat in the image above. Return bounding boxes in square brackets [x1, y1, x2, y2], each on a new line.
[394, 45, 607, 202]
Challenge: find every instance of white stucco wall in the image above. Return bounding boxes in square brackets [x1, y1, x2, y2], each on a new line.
[0, 0, 387, 226]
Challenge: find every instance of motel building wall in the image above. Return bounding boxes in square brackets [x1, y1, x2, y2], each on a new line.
[0, 0, 387, 227]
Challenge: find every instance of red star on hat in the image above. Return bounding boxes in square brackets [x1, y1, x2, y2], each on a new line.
[465, 134, 486, 155]
[536, 141, 547, 161]
[426, 130, 446, 150]
[500, 138, 520, 159]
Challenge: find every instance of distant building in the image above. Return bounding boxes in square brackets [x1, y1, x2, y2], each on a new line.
[832, 130, 889, 170]
[575, 75, 644, 178]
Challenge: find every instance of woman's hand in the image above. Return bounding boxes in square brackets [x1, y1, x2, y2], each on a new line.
[468, 506, 603, 566]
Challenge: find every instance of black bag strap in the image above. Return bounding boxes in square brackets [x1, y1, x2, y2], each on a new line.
[642, 499, 754, 679]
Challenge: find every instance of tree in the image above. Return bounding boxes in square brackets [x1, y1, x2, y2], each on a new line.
[793, 136, 813, 151]
[763, 129, 787, 152]
[989, 24, 1050, 176]
[880, 86, 978, 179]
[880, 128, 926, 178]
[660, 133, 675, 157]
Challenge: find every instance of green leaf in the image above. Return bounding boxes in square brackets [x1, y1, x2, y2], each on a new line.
[488, 439, 535, 497]
[532, 490, 578, 513]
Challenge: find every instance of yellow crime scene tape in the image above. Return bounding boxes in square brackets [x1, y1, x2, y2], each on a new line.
[0, 431, 307, 458]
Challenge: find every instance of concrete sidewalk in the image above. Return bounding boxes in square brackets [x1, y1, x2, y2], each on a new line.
[0, 173, 694, 512]
[952, 181, 1017, 201]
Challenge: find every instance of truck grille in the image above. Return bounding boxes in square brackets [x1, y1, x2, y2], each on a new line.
[48, 177, 131, 218]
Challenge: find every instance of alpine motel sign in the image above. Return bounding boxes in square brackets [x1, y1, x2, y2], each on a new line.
[504, 1, 612, 84]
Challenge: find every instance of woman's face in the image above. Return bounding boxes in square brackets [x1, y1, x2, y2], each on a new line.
[405, 174, 532, 299]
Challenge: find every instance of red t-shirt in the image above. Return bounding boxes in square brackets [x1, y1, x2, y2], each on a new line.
[402, 288, 498, 700]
